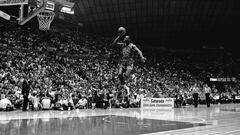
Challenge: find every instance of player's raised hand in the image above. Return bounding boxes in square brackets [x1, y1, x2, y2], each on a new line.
[118, 27, 126, 36]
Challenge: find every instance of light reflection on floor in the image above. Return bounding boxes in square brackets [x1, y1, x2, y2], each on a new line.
[1, 104, 240, 135]
[0, 115, 206, 135]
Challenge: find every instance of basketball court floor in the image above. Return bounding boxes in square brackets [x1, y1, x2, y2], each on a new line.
[1, 104, 240, 135]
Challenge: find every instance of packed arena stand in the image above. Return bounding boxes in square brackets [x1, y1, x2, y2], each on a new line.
[0, 26, 240, 111]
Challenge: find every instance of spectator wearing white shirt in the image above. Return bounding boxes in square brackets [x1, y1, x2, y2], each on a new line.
[41, 97, 51, 110]
[29, 91, 41, 111]
[68, 97, 75, 110]
[76, 97, 88, 109]
[136, 93, 141, 102]
[130, 94, 139, 108]
[0, 95, 14, 111]
[61, 97, 69, 110]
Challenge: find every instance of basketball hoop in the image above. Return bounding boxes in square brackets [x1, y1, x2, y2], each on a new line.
[37, 10, 55, 31]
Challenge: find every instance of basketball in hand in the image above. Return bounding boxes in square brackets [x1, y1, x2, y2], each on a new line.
[118, 27, 126, 36]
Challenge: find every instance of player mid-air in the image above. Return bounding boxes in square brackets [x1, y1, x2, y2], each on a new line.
[112, 27, 146, 95]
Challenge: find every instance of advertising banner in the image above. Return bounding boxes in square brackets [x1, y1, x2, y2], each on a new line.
[0, 0, 28, 6]
[235, 96, 240, 100]
[141, 98, 174, 109]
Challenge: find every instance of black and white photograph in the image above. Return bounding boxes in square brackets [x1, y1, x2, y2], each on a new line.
[0, 0, 240, 135]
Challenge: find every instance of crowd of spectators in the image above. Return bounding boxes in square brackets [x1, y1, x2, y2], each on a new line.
[0, 25, 240, 111]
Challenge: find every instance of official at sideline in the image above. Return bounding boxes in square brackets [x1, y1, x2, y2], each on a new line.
[204, 84, 211, 107]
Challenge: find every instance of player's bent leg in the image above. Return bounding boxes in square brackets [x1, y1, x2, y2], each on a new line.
[118, 64, 125, 85]
[118, 64, 123, 75]
[124, 64, 133, 78]
[122, 85, 130, 96]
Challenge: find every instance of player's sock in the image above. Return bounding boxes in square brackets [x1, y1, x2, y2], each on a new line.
[123, 85, 130, 96]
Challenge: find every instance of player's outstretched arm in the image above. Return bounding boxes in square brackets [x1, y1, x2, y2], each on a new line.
[112, 36, 125, 46]
[112, 27, 126, 45]
[132, 44, 146, 62]
[112, 36, 120, 45]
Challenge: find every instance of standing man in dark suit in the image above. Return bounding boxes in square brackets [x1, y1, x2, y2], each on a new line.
[22, 78, 30, 111]
[102, 89, 109, 109]
[204, 84, 211, 107]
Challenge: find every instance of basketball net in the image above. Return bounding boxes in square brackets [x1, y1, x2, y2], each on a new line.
[37, 10, 55, 31]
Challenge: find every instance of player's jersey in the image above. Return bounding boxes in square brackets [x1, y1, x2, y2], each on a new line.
[120, 43, 135, 64]
[122, 43, 134, 59]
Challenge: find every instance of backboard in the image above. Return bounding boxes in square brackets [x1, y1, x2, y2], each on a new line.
[1, 0, 76, 29]
[0, 0, 28, 6]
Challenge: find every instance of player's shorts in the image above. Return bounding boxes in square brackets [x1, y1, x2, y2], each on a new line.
[119, 59, 134, 69]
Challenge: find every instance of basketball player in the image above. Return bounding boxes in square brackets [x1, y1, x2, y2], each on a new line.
[112, 31, 146, 96]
